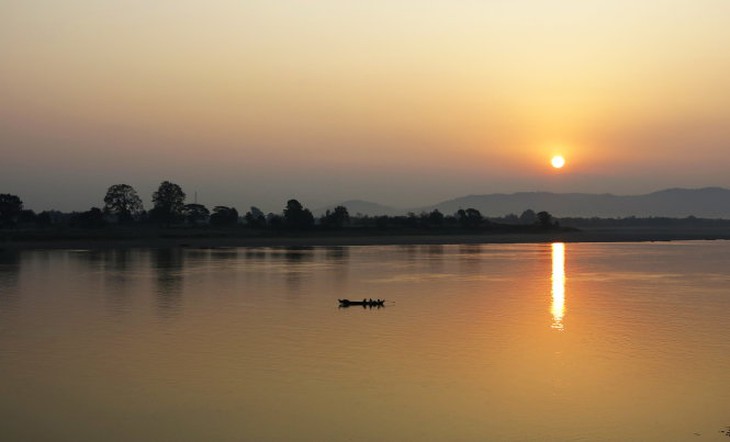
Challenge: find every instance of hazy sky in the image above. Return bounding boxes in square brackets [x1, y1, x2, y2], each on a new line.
[2, 1, 730, 212]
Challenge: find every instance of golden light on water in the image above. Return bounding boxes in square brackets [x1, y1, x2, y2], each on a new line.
[551, 242, 566, 331]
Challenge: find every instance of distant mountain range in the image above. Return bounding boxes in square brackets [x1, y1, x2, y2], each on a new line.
[316, 188, 730, 219]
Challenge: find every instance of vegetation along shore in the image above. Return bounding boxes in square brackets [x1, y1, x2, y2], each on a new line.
[2, 181, 729, 250]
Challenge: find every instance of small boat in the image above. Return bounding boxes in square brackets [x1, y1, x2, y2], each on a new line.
[338, 298, 385, 307]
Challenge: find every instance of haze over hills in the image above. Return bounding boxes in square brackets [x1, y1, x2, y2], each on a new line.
[319, 188, 730, 219]
[314, 200, 402, 217]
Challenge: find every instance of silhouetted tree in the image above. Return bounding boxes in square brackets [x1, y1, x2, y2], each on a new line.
[0, 193, 23, 228]
[18, 209, 37, 225]
[405, 212, 419, 228]
[321, 206, 350, 229]
[519, 209, 537, 225]
[38, 210, 63, 226]
[70, 207, 106, 228]
[426, 209, 445, 227]
[244, 206, 266, 228]
[37, 211, 53, 227]
[456, 208, 483, 228]
[150, 181, 186, 225]
[266, 213, 283, 229]
[283, 199, 314, 229]
[103, 184, 143, 223]
[443, 214, 458, 227]
[183, 203, 210, 225]
[210, 206, 239, 226]
[502, 213, 519, 224]
[537, 211, 553, 228]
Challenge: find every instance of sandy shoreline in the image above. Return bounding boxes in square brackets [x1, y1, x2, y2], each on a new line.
[2, 229, 729, 251]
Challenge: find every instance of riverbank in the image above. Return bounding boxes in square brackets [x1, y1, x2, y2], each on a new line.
[2, 227, 729, 250]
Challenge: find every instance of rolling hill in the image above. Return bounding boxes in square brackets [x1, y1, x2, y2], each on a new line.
[417, 187, 730, 218]
[320, 188, 730, 218]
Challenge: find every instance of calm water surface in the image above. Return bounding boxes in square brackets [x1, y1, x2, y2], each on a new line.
[1, 242, 730, 441]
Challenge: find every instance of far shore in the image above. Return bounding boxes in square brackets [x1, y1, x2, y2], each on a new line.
[2, 228, 729, 251]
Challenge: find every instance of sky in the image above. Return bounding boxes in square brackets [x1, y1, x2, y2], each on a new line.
[2, 1, 730, 212]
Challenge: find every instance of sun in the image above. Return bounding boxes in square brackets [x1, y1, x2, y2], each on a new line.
[551, 155, 566, 169]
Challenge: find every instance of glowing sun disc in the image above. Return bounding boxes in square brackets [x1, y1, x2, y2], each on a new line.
[551, 155, 566, 169]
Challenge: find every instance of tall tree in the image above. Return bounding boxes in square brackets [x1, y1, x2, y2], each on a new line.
[18, 210, 37, 225]
[456, 208, 483, 228]
[210, 206, 239, 226]
[103, 184, 143, 223]
[0, 193, 23, 228]
[244, 206, 266, 228]
[70, 207, 106, 228]
[425, 209, 444, 227]
[519, 209, 537, 225]
[320, 205, 350, 229]
[537, 211, 554, 228]
[151, 181, 186, 225]
[283, 199, 314, 229]
[183, 203, 210, 225]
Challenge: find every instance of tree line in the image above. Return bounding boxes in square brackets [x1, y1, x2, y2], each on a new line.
[1, 181, 564, 232]
[0, 181, 348, 231]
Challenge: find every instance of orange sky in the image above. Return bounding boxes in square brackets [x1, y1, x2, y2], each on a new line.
[2, 1, 730, 211]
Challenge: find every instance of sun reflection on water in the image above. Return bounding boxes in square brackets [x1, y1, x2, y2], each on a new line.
[551, 242, 566, 331]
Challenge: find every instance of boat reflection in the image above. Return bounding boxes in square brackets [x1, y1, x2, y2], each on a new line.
[551, 242, 566, 331]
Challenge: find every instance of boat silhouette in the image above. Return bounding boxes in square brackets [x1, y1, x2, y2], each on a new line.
[338, 298, 385, 307]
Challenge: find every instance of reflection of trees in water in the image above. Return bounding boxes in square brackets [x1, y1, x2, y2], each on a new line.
[102, 249, 134, 316]
[104, 249, 131, 272]
[238, 248, 268, 289]
[458, 244, 483, 273]
[244, 249, 267, 260]
[153, 248, 185, 317]
[206, 249, 241, 281]
[398, 245, 419, 262]
[71, 251, 108, 302]
[181, 248, 243, 274]
[208, 248, 239, 263]
[281, 247, 313, 294]
[459, 244, 482, 255]
[324, 247, 350, 289]
[325, 247, 349, 261]
[283, 247, 313, 263]
[184, 248, 211, 264]
[0, 251, 21, 313]
[395, 244, 447, 273]
[426, 245, 444, 255]
[424, 245, 445, 273]
[0, 250, 21, 286]
[73, 249, 106, 272]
